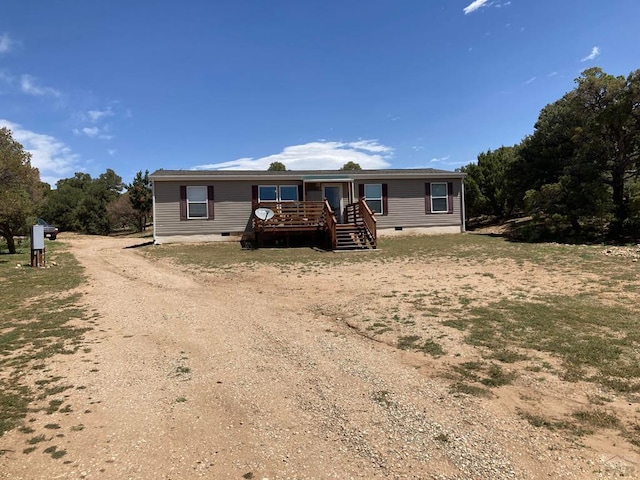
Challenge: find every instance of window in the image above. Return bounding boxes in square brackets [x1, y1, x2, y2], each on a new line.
[258, 185, 278, 201]
[187, 186, 208, 218]
[180, 185, 214, 221]
[258, 185, 299, 202]
[364, 184, 383, 214]
[431, 182, 448, 212]
[279, 185, 299, 202]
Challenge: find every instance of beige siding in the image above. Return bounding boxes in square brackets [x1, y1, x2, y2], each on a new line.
[155, 177, 464, 238]
[355, 178, 463, 229]
[155, 180, 256, 236]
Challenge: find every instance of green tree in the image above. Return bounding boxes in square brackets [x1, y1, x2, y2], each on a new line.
[460, 146, 519, 218]
[0, 127, 43, 253]
[128, 170, 152, 231]
[43, 169, 125, 235]
[519, 67, 640, 238]
[340, 161, 362, 171]
[267, 161, 286, 171]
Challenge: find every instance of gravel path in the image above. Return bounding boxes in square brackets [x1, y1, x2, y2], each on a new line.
[0, 235, 635, 479]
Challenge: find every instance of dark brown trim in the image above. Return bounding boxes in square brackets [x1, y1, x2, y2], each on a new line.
[358, 183, 364, 199]
[447, 182, 454, 214]
[180, 186, 187, 221]
[207, 185, 215, 220]
[425, 182, 431, 214]
[251, 185, 258, 207]
[382, 183, 388, 216]
[297, 184, 304, 201]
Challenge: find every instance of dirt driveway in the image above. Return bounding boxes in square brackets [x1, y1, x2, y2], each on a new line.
[0, 235, 636, 479]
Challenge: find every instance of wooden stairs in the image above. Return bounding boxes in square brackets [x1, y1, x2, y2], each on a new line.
[335, 222, 376, 250]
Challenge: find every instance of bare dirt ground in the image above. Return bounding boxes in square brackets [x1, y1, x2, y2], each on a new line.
[1, 234, 638, 479]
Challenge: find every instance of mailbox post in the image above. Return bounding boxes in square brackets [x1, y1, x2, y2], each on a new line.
[30, 224, 46, 267]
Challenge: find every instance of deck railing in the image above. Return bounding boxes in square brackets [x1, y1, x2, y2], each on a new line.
[345, 199, 377, 247]
[253, 201, 325, 232]
[358, 199, 377, 246]
[252, 199, 373, 249]
[324, 200, 337, 250]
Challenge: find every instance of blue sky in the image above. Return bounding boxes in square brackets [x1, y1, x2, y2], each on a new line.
[1, 1, 639, 185]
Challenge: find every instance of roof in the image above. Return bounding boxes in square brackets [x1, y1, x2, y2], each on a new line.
[150, 168, 465, 182]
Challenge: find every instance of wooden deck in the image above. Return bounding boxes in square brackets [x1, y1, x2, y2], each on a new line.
[252, 200, 376, 249]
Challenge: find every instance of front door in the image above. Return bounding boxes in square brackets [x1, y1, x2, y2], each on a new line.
[323, 184, 343, 223]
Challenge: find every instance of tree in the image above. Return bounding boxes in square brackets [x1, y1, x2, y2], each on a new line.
[460, 146, 519, 218]
[43, 169, 125, 235]
[0, 127, 43, 253]
[107, 192, 138, 231]
[267, 161, 286, 171]
[128, 170, 152, 231]
[518, 67, 640, 238]
[340, 161, 362, 171]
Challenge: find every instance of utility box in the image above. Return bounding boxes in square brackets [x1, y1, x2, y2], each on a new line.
[31, 225, 46, 267]
[31, 225, 45, 250]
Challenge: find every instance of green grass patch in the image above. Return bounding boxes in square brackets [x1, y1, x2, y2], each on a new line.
[572, 409, 621, 429]
[449, 382, 491, 398]
[397, 335, 445, 357]
[450, 295, 640, 392]
[0, 240, 89, 436]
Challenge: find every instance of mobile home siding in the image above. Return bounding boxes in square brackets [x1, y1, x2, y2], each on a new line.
[355, 178, 462, 229]
[155, 180, 257, 236]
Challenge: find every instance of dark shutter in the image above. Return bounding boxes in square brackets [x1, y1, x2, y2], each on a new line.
[298, 184, 304, 201]
[425, 183, 431, 214]
[358, 184, 364, 199]
[207, 185, 215, 220]
[447, 182, 454, 214]
[251, 185, 258, 206]
[382, 183, 388, 216]
[180, 186, 187, 221]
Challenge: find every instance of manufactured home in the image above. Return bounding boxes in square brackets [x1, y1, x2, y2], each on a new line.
[150, 169, 466, 249]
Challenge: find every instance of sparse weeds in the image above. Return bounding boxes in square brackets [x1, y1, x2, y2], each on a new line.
[397, 335, 444, 357]
[0, 241, 89, 436]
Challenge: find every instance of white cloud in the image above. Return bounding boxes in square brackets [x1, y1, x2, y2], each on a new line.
[430, 156, 450, 163]
[192, 140, 393, 171]
[0, 119, 79, 185]
[464, 0, 489, 14]
[73, 125, 113, 140]
[20, 74, 60, 97]
[581, 46, 600, 62]
[0, 33, 13, 54]
[107, 149, 117, 156]
[523, 77, 537, 85]
[464, 1, 511, 14]
[87, 107, 114, 122]
[548, 71, 558, 77]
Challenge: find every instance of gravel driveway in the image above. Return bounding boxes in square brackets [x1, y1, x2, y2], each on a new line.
[0, 235, 635, 479]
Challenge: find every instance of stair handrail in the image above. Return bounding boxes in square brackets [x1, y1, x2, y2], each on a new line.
[323, 199, 338, 250]
[358, 198, 377, 247]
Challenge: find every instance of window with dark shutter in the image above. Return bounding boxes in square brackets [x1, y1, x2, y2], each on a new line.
[363, 184, 384, 215]
[425, 182, 453, 214]
[180, 185, 215, 220]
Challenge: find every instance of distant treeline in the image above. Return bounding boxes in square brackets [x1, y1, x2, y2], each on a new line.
[41, 169, 152, 236]
[459, 67, 640, 242]
[1, 124, 152, 253]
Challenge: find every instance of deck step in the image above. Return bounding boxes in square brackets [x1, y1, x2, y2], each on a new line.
[335, 223, 374, 250]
